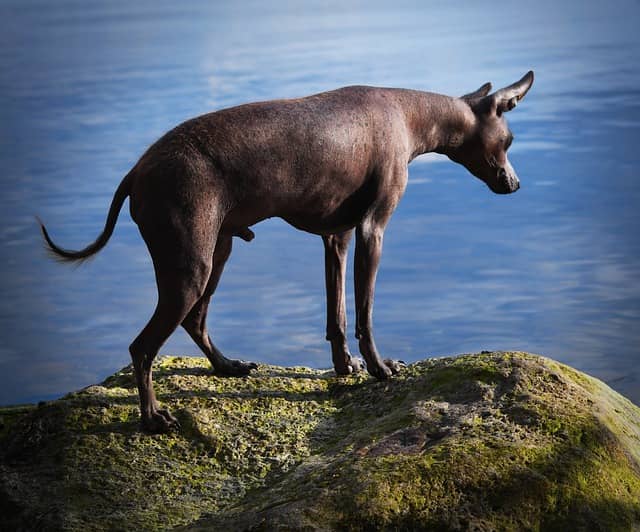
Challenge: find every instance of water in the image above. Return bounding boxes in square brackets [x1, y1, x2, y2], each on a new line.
[1, 0, 639, 405]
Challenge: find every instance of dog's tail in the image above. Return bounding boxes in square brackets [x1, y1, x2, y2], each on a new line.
[37, 170, 133, 264]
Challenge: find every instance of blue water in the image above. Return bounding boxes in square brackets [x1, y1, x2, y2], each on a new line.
[1, 1, 639, 405]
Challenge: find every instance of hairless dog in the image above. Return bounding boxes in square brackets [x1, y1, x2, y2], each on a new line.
[39, 71, 534, 433]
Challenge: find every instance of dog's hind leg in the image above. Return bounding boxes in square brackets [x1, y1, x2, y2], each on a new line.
[129, 211, 217, 433]
[181, 232, 258, 376]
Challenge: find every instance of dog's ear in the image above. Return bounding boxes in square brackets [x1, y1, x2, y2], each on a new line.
[490, 71, 534, 115]
[461, 82, 492, 101]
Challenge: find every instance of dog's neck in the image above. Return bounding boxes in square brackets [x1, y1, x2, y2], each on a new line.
[401, 91, 476, 161]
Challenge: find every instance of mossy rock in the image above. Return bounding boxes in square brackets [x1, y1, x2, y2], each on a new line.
[1, 352, 639, 531]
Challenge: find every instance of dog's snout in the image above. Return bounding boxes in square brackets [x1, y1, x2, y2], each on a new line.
[501, 161, 520, 193]
[506, 175, 520, 193]
[487, 166, 520, 194]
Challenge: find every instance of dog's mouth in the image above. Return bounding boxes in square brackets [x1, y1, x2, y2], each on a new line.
[487, 179, 520, 194]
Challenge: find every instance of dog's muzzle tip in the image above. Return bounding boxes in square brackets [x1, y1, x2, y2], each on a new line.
[504, 175, 520, 194]
[488, 179, 519, 195]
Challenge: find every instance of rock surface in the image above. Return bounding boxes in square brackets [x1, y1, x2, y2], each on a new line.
[1, 351, 639, 531]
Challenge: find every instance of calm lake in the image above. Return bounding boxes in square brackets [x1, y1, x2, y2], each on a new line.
[1, 1, 639, 405]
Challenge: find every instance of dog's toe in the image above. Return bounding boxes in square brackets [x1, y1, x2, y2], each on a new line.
[348, 356, 366, 373]
[383, 358, 406, 375]
[234, 360, 258, 374]
[216, 359, 258, 377]
[368, 362, 393, 380]
[142, 410, 180, 434]
[157, 408, 180, 428]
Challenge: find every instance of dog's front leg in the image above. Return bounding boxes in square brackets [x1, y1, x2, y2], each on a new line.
[322, 230, 364, 375]
[353, 162, 408, 380]
[354, 217, 404, 380]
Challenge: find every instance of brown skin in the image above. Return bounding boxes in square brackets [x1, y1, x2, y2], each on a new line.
[39, 71, 534, 433]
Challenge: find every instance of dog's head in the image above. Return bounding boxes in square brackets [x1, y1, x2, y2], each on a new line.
[449, 71, 534, 194]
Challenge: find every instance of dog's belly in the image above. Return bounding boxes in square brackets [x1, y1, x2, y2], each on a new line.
[221, 196, 369, 237]
[281, 187, 374, 235]
[281, 212, 360, 236]
[221, 172, 376, 237]
[276, 166, 379, 234]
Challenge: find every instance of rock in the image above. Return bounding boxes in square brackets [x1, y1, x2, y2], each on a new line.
[1, 352, 639, 530]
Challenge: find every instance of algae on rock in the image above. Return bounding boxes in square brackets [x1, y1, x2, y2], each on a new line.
[1, 352, 639, 531]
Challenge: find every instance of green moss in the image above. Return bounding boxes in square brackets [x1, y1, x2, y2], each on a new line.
[1, 352, 639, 531]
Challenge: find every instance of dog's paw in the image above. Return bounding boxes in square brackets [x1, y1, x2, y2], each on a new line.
[367, 362, 393, 380]
[216, 359, 258, 377]
[157, 408, 181, 429]
[348, 356, 366, 374]
[334, 356, 366, 376]
[367, 359, 406, 380]
[142, 409, 180, 434]
[383, 358, 406, 375]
